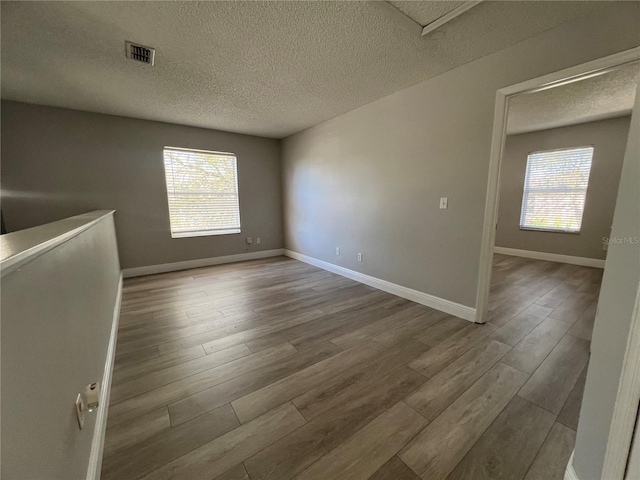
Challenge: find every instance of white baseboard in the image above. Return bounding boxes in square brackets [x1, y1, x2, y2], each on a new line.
[564, 451, 580, 480]
[284, 249, 476, 322]
[122, 249, 285, 278]
[86, 273, 122, 480]
[494, 247, 605, 269]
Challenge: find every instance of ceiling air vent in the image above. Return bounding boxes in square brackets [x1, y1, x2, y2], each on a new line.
[125, 41, 155, 66]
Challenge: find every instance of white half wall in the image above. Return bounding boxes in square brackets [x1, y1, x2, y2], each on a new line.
[0, 211, 122, 480]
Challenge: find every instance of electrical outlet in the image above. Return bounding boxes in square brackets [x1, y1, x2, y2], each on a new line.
[246, 237, 253, 245]
[357, 253, 363, 262]
[335, 247, 340, 256]
[256, 237, 261, 244]
[440, 197, 448, 209]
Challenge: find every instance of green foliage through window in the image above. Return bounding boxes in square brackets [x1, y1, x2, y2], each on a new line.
[163, 147, 241, 237]
[520, 146, 594, 233]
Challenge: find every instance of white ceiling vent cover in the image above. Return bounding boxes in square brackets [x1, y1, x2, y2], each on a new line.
[125, 41, 155, 66]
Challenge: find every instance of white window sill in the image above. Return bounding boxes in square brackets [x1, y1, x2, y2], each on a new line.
[519, 227, 580, 235]
[171, 228, 241, 239]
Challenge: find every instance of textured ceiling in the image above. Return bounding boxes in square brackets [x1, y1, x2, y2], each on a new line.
[0, 1, 628, 138]
[507, 63, 639, 135]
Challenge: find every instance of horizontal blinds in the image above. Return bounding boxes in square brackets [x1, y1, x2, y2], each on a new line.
[520, 147, 594, 233]
[163, 148, 241, 236]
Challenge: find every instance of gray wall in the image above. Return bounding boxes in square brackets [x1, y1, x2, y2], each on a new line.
[1, 212, 121, 480]
[0, 101, 283, 269]
[574, 83, 640, 480]
[282, 3, 640, 309]
[496, 117, 631, 260]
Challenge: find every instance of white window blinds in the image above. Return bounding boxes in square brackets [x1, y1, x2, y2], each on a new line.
[520, 146, 594, 233]
[163, 147, 241, 238]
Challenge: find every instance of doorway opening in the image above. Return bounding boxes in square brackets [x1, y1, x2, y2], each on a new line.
[475, 47, 640, 479]
[476, 48, 640, 323]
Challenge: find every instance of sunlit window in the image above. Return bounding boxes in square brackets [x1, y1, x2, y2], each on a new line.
[520, 146, 594, 233]
[163, 147, 241, 238]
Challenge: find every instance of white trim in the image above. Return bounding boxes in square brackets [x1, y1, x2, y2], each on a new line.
[475, 85, 509, 324]
[171, 228, 241, 239]
[164, 146, 234, 156]
[373, 0, 483, 38]
[284, 249, 476, 322]
[122, 249, 285, 278]
[421, 1, 483, 36]
[494, 247, 605, 269]
[475, 47, 640, 324]
[602, 285, 640, 479]
[86, 273, 123, 480]
[497, 49, 639, 98]
[564, 451, 580, 480]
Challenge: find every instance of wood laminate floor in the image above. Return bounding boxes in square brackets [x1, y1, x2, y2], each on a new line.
[102, 254, 601, 480]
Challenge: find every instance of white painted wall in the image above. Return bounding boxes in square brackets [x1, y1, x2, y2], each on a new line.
[573, 82, 640, 480]
[0, 211, 121, 479]
[282, 4, 640, 309]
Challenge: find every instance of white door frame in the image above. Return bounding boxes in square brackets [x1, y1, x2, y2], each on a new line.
[607, 284, 640, 479]
[474, 46, 640, 325]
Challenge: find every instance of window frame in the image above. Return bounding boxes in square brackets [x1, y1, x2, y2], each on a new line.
[162, 146, 242, 239]
[518, 145, 594, 235]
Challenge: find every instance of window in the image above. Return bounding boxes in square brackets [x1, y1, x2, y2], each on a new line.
[163, 147, 241, 238]
[520, 146, 594, 233]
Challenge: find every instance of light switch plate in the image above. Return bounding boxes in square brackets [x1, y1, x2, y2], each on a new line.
[440, 197, 448, 209]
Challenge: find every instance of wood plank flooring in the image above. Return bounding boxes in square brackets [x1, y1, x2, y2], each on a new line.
[102, 254, 601, 479]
